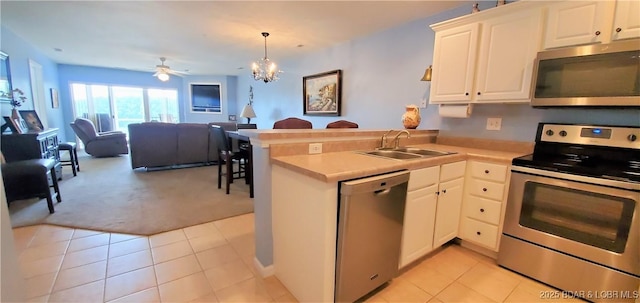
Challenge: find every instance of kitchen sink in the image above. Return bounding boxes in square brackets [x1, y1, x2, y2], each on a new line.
[359, 148, 455, 160]
[390, 147, 454, 157]
[363, 150, 423, 160]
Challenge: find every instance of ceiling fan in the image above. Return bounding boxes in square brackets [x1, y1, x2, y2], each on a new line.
[153, 57, 187, 81]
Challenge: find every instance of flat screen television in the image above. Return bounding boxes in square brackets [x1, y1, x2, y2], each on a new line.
[190, 83, 221, 113]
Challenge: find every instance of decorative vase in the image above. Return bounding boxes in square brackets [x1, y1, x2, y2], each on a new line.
[11, 108, 19, 121]
[401, 105, 421, 129]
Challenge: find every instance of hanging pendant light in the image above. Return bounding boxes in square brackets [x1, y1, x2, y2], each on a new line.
[252, 32, 282, 83]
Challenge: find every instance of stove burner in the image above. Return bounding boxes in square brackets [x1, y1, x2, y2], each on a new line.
[516, 123, 640, 184]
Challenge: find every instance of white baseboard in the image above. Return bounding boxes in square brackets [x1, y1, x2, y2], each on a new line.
[253, 257, 275, 277]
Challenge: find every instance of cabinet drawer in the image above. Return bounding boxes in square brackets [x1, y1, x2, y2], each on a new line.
[469, 161, 507, 182]
[464, 195, 501, 225]
[408, 166, 440, 191]
[440, 161, 466, 182]
[461, 218, 499, 249]
[468, 179, 505, 201]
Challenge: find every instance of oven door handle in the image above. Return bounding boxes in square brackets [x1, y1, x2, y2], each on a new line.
[511, 166, 640, 191]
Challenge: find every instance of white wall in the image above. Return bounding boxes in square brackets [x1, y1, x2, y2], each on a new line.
[0, 175, 26, 303]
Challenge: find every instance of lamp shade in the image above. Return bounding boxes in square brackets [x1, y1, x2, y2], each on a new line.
[420, 65, 432, 82]
[240, 104, 256, 118]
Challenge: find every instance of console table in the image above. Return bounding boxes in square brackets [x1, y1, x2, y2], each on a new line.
[1, 128, 62, 179]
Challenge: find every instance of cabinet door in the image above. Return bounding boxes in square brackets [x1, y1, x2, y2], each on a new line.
[433, 177, 464, 248]
[430, 23, 479, 103]
[543, 1, 615, 49]
[612, 0, 640, 41]
[475, 9, 542, 102]
[399, 185, 438, 269]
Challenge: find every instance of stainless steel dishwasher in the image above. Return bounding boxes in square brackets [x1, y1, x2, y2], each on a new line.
[335, 170, 409, 303]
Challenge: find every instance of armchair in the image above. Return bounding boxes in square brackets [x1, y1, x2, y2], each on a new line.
[70, 118, 129, 157]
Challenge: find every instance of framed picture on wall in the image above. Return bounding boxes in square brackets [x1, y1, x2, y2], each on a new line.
[50, 88, 59, 108]
[303, 69, 342, 116]
[190, 83, 222, 113]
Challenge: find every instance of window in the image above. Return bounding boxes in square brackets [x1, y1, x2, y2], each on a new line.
[70, 83, 179, 137]
[190, 83, 221, 113]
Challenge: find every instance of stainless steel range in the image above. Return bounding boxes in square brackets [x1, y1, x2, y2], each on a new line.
[498, 123, 639, 302]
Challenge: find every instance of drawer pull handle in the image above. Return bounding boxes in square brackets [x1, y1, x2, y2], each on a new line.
[482, 188, 487, 192]
[476, 231, 481, 236]
[595, 30, 601, 36]
[616, 27, 622, 33]
[484, 170, 489, 174]
[480, 208, 485, 213]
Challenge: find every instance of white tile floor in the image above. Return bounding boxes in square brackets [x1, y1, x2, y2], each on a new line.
[13, 213, 584, 303]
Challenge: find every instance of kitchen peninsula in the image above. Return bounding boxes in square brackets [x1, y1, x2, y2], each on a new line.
[239, 128, 532, 302]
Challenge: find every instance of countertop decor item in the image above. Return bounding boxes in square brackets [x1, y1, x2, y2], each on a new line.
[240, 85, 256, 123]
[2, 88, 26, 121]
[252, 32, 282, 83]
[19, 110, 44, 132]
[472, 3, 480, 13]
[402, 104, 421, 129]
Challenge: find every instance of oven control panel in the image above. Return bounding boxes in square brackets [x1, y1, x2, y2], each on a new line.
[539, 124, 640, 149]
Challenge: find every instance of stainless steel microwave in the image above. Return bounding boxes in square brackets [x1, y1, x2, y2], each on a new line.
[531, 39, 640, 107]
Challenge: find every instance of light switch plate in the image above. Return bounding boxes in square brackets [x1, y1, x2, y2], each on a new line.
[309, 143, 322, 154]
[486, 118, 502, 130]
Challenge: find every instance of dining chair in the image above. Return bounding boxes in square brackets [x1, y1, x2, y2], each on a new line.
[210, 125, 250, 195]
[273, 117, 312, 129]
[326, 120, 359, 128]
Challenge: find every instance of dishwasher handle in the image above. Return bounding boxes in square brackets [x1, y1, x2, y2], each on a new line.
[374, 188, 391, 195]
[340, 171, 410, 196]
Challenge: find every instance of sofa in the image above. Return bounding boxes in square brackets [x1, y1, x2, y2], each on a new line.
[128, 122, 238, 169]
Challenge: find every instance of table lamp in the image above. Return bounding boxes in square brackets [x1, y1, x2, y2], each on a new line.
[240, 104, 256, 124]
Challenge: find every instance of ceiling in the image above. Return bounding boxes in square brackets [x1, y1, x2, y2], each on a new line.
[1, 1, 467, 77]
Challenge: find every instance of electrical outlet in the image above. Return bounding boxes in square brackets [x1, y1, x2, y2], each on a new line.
[486, 118, 502, 130]
[420, 98, 427, 108]
[309, 143, 322, 154]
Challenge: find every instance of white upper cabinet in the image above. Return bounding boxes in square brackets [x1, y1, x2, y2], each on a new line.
[542, 0, 640, 49]
[430, 24, 479, 103]
[475, 10, 543, 102]
[430, 3, 543, 104]
[612, 1, 640, 41]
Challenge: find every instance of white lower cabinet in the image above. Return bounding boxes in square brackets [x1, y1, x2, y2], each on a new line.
[400, 161, 465, 269]
[400, 184, 438, 268]
[459, 161, 510, 252]
[433, 177, 465, 248]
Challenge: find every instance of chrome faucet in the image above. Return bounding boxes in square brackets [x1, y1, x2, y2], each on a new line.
[380, 130, 395, 149]
[392, 130, 411, 149]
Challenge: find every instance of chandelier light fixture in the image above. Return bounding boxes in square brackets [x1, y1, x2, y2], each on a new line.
[252, 32, 282, 83]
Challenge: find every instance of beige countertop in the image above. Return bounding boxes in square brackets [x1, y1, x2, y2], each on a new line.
[271, 143, 530, 183]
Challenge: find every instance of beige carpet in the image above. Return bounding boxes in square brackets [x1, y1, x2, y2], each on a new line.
[8, 152, 254, 235]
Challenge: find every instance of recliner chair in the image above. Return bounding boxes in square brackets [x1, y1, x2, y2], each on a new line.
[70, 118, 129, 157]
